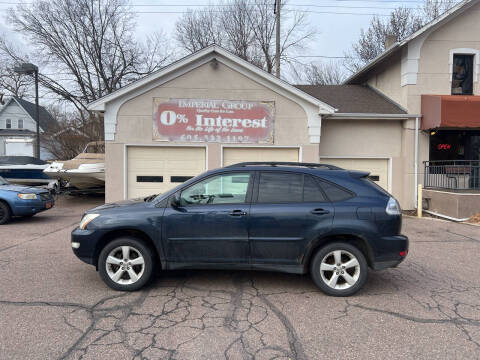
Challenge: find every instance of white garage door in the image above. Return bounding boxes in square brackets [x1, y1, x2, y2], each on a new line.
[223, 147, 299, 166]
[320, 158, 389, 191]
[127, 146, 206, 199]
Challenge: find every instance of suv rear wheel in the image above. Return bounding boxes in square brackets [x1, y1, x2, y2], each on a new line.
[310, 242, 368, 296]
[98, 237, 154, 291]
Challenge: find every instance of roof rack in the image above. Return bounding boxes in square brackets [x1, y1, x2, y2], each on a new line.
[225, 162, 342, 170]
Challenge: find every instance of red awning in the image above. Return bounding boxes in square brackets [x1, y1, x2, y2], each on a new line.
[421, 95, 480, 130]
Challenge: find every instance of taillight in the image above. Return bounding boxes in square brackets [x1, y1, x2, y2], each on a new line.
[386, 197, 401, 215]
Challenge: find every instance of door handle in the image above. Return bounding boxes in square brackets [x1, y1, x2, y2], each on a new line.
[311, 208, 330, 215]
[229, 210, 247, 216]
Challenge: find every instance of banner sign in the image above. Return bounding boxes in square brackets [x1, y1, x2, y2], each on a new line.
[153, 98, 274, 143]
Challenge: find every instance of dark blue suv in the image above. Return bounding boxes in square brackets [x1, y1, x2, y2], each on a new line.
[72, 162, 408, 296]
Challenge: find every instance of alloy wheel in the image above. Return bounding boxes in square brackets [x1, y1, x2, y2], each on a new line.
[105, 246, 145, 285]
[319, 250, 360, 290]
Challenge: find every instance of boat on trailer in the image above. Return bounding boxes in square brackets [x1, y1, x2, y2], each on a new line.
[43, 141, 105, 190]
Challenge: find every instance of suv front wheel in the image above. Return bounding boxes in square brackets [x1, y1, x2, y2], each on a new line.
[310, 242, 368, 296]
[98, 237, 154, 291]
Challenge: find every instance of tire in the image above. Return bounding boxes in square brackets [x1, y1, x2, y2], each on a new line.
[98, 237, 155, 291]
[310, 242, 368, 297]
[0, 201, 12, 225]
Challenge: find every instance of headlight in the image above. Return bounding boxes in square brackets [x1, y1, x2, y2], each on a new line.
[18, 193, 38, 200]
[386, 197, 401, 215]
[79, 213, 100, 229]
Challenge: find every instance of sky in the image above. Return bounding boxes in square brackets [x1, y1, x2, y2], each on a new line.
[0, 0, 427, 59]
[0, 0, 430, 101]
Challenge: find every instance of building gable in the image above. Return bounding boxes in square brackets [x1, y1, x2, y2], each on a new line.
[89, 45, 336, 143]
[346, 0, 480, 86]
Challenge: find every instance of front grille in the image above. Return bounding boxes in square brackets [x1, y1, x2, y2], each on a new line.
[39, 192, 51, 201]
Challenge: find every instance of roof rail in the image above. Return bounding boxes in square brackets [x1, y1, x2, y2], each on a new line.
[225, 162, 343, 170]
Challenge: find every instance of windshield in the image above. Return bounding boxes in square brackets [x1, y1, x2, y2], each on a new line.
[0, 176, 9, 185]
[151, 173, 206, 202]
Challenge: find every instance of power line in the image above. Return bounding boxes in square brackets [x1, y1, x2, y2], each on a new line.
[0, 0, 458, 4]
[128, 10, 390, 16]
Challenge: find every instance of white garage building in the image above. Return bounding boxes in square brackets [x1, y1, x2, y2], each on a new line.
[88, 46, 419, 208]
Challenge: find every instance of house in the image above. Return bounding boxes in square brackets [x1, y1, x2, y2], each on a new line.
[0, 96, 56, 158]
[87, 45, 418, 208]
[345, 0, 480, 219]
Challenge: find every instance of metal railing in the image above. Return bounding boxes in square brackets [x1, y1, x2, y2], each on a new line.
[423, 160, 480, 190]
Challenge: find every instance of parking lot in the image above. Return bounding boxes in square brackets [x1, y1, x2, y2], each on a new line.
[0, 196, 479, 360]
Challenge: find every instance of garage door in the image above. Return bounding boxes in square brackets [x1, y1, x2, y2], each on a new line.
[320, 158, 389, 190]
[223, 147, 299, 166]
[127, 146, 205, 199]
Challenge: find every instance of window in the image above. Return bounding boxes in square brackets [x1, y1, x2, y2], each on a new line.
[6, 119, 11, 129]
[180, 172, 251, 205]
[137, 176, 163, 182]
[317, 179, 353, 202]
[258, 172, 303, 203]
[17, 119, 23, 129]
[452, 54, 474, 95]
[304, 175, 327, 202]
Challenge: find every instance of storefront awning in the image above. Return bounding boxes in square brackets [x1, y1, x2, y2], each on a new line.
[421, 95, 480, 130]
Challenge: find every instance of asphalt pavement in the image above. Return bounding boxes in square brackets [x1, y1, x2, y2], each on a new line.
[0, 195, 479, 360]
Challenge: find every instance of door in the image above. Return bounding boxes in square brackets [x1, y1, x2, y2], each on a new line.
[127, 146, 205, 199]
[223, 147, 299, 166]
[249, 172, 334, 265]
[321, 158, 389, 191]
[163, 171, 253, 264]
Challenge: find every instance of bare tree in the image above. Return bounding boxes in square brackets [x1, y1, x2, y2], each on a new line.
[175, 0, 315, 75]
[346, 0, 459, 73]
[346, 8, 423, 72]
[41, 106, 104, 160]
[4, 0, 172, 116]
[295, 61, 345, 85]
[422, 0, 454, 21]
[0, 35, 31, 98]
[0, 0, 172, 159]
[176, 9, 225, 53]
[219, 0, 259, 64]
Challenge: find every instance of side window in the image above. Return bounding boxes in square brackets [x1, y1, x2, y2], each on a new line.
[180, 172, 251, 206]
[258, 172, 303, 203]
[452, 54, 474, 95]
[304, 175, 327, 202]
[17, 119, 23, 129]
[317, 179, 353, 202]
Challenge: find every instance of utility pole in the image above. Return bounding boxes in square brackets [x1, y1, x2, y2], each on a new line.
[14, 63, 40, 159]
[274, 0, 281, 78]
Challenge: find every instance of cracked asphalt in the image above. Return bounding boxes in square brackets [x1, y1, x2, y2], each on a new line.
[1, 196, 480, 360]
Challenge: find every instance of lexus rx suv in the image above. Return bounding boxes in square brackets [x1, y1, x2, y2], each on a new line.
[72, 162, 408, 297]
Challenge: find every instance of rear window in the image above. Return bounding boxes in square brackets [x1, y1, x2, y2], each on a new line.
[317, 179, 353, 202]
[359, 177, 390, 196]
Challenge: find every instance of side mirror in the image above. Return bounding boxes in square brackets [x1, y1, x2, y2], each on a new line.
[171, 192, 181, 208]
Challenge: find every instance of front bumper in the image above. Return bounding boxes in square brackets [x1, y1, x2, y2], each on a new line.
[71, 227, 105, 266]
[12, 197, 55, 216]
[371, 234, 409, 270]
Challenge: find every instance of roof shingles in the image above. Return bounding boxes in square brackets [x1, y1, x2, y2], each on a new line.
[13, 97, 57, 131]
[295, 85, 406, 114]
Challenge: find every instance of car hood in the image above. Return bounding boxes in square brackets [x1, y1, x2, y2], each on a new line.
[88, 197, 148, 213]
[0, 184, 48, 194]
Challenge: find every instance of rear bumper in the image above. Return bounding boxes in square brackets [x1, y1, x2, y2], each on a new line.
[371, 234, 408, 270]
